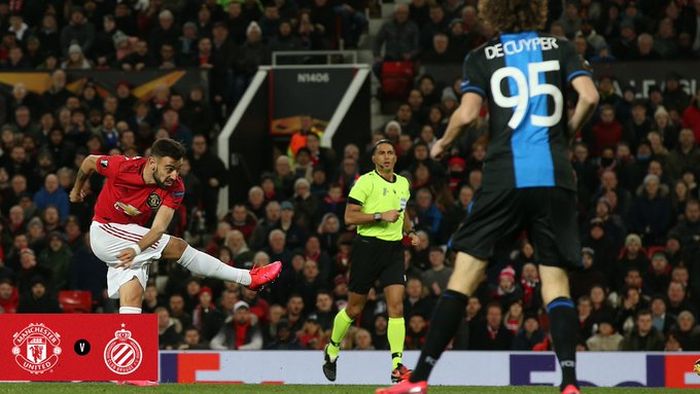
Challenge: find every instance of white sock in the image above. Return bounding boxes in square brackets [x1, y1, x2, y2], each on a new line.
[177, 245, 252, 285]
[119, 306, 142, 314]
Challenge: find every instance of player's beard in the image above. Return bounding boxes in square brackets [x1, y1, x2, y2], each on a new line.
[153, 169, 170, 188]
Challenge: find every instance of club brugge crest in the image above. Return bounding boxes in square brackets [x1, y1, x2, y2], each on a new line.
[104, 323, 143, 375]
[146, 192, 162, 210]
[12, 323, 62, 374]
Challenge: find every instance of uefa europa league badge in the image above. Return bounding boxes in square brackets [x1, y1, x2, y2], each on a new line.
[12, 323, 62, 374]
[103, 323, 143, 375]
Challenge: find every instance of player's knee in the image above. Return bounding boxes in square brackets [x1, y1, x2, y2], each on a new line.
[387, 302, 403, 318]
[345, 304, 363, 319]
[168, 237, 188, 258]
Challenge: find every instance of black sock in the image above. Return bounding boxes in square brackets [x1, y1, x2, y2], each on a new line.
[410, 289, 468, 382]
[547, 297, 578, 390]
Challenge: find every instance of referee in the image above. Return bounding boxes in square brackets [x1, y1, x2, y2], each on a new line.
[322, 139, 419, 383]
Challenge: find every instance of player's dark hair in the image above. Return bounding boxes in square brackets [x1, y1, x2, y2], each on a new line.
[151, 138, 186, 160]
[479, 0, 547, 33]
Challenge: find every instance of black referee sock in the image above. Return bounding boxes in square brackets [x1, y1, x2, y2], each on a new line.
[410, 289, 468, 382]
[547, 297, 578, 390]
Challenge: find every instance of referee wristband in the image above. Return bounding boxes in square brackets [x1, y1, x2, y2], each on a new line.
[128, 244, 142, 255]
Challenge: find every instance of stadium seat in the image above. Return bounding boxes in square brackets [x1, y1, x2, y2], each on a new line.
[58, 291, 93, 313]
[380, 61, 415, 100]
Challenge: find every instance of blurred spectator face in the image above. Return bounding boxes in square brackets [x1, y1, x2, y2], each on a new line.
[186, 281, 201, 297]
[157, 308, 171, 329]
[466, 297, 481, 317]
[644, 176, 660, 196]
[394, 5, 409, 23]
[226, 230, 245, 250]
[577, 298, 591, 316]
[287, 296, 304, 315]
[220, 290, 238, 312]
[651, 298, 666, 316]
[671, 267, 689, 286]
[291, 254, 305, 272]
[275, 156, 291, 176]
[574, 37, 587, 56]
[685, 201, 700, 223]
[414, 164, 430, 185]
[45, 174, 59, 193]
[232, 205, 247, 223]
[632, 104, 646, 123]
[265, 202, 281, 221]
[429, 6, 444, 23]
[342, 158, 358, 176]
[31, 282, 46, 298]
[11, 175, 27, 194]
[678, 312, 695, 332]
[624, 270, 642, 289]
[355, 329, 373, 349]
[397, 104, 412, 123]
[521, 263, 538, 281]
[44, 207, 60, 228]
[170, 295, 185, 314]
[598, 322, 614, 336]
[679, 129, 695, 148]
[467, 169, 481, 189]
[268, 304, 285, 324]
[269, 230, 286, 252]
[15, 107, 30, 127]
[374, 315, 388, 333]
[144, 285, 158, 304]
[13, 234, 28, 250]
[303, 260, 319, 281]
[316, 293, 333, 312]
[198, 37, 212, 54]
[636, 313, 652, 334]
[637, 34, 653, 55]
[8, 47, 22, 64]
[248, 187, 264, 206]
[234, 305, 250, 324]
[428, 249, 445, 267]
[600, 171, 617, 190]
[668, 282, 685, 303]
[71, 10, 85, 25]
[406, 278, 423, 298]
[42, 14, 57, 30]
[600, 107, 615, 123]
[20, 250, 37, 269]
[408, 315, 426, 333]
[216, 222, 232, 239]
[0, 282, 13, 300]
[247, 25, 262, 43]
[408, 90, 422, 109]
[523, 317, 539, 334]
[486, 305, 502, 329]
[281, 205, 294, 222]
[590, 286, 605, 305]
[651, 255, 668, 274]
[218, 248, 233, 264]
[344, 144, 359, 160]
[9, 206, 24, 226]
[433, 34, 449, 54]
[184, 329, 201, 345]
[458, 186, 473, 206]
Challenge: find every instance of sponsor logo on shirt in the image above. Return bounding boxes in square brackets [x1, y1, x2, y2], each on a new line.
[114, 202, 142, 216]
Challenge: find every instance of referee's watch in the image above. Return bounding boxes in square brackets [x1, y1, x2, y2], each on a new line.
[373, 212, 382, 222]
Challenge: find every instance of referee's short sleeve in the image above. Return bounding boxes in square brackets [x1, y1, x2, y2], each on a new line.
[348, 175, 370, 206]
[461, 51, 488, 98]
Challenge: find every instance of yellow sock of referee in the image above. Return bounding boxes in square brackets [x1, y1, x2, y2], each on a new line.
[388, 317, 405, 368]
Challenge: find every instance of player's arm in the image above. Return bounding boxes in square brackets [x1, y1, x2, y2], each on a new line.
[116, 206, 175, 268]
[344, 203, 399, 225]
[568, 76, 600, 135]
[402, 209, 419, 246]
[431, 93, 483, 158]
[70, 155, 99, 202]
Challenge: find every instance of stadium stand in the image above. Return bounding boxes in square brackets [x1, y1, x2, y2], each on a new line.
[0, 0, 699, 354]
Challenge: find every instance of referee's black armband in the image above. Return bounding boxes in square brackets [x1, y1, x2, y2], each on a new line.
[348, 197, 363, 206]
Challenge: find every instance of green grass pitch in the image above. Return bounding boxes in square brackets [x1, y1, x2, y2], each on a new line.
[0, 384, 693, 394]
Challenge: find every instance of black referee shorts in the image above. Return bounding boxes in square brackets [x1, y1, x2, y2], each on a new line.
[450, 187, 582, 270]
[348, 235, 405, 294]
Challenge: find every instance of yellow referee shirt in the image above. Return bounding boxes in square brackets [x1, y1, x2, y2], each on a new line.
[348, 170, 410, 241]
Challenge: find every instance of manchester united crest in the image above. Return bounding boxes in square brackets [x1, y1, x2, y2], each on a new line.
[146, 192, 162, 210]
[12, 323, 62, 374]
[103, 323, 143, 375]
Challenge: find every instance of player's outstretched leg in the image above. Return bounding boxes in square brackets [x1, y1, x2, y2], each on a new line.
[540, 266, 580, 394]
[376, 252, 486, 394]
[163, 237, 281, 290]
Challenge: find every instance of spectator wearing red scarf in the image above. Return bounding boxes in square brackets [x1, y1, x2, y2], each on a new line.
[209, 300, 263, 350]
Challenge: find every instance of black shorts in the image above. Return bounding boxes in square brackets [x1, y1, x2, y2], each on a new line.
[348, 235, 405, 294]
[450, 187, 582, 270]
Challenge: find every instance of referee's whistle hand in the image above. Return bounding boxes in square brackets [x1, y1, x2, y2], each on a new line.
[381, 210, 400, 223]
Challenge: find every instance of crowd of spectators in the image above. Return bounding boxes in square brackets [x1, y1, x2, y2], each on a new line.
[1, 0, 700, 354]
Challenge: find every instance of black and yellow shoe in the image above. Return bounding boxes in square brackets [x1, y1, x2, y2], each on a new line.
[322, 344, 337, 382]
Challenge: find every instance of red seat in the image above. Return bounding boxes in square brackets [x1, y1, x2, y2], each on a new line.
[58, 290, 93, 313]
[381, 61, 414, 100]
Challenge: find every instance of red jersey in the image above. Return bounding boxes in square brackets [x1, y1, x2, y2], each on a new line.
[93, 155, 185, 226]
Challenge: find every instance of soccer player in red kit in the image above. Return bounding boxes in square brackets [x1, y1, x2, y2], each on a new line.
[70, 138, 281, 316]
